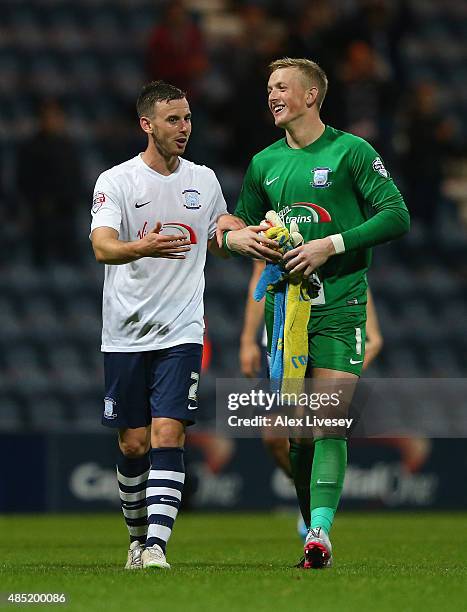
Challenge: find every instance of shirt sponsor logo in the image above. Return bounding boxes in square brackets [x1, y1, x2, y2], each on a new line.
[137, 221, 149, 239]
[136, 221, 198, 244]
[182, 189, 201, 209]
[161, 222, 198, 243]
[103, 396, 117, 419]
[92, 191, 106, 213]
[279, 203, 332, 225]
[311, 167, 332, 188]
[372, 157, 389, 178]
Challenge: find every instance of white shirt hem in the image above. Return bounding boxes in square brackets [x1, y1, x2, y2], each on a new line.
[101, 337, 204, 352]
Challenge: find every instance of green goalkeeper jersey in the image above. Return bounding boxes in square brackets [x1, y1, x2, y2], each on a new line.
[235, 125, 410, 314]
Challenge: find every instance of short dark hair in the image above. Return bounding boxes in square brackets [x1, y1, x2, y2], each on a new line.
[136, 81, 186, 118]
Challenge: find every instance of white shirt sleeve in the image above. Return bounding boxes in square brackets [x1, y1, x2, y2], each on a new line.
[207, 171, 228, 240]
[90, 173, 122, 235]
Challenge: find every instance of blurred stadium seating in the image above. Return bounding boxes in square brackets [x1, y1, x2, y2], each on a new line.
[1, 0, 467, 432]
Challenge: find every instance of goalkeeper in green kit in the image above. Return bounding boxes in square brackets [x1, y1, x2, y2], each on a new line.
[220, 57, 410, 569]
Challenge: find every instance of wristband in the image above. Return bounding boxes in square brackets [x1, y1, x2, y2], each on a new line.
[222, 230, 241, 257]
[329, 233, 345, 254]
[222, 230, 232, 251]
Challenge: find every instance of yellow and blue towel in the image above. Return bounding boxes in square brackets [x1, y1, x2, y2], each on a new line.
[253, 219, 311, 394]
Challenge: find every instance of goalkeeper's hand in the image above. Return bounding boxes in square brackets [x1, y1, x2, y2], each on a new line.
[225, 226, 282, 262]
[259, 211, 304, 249]
[284, 237, 336, 278]
[215, 214, 245, 247]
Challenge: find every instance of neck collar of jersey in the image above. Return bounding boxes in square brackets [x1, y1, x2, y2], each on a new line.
[137, 153, 184, 179]
[284, 124, 329, 151]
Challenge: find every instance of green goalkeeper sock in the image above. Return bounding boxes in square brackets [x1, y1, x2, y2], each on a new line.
[310, 507, 335, 535]
[289, 440, 314, 529]
[310, 438, 347, 535]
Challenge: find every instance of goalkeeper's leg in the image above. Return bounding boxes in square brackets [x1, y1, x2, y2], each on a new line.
[304, 368, 357, 568]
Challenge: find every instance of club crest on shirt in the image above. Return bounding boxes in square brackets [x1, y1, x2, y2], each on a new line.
[103, 396, 117, 420]
[311, 167, 332, 188]
[92, 191, 106, 213]
[372, 157, 389, 178]
[182, 189, 201, 209]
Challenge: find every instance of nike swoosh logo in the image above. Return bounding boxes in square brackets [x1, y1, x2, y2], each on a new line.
[159, 497, 176, 503]
[317, 480, 336, 485]
[187, 405, 197, 410]
[135, 201, 151, 208]
[349, 359, 363, 364]
[265, 177, 279, 186]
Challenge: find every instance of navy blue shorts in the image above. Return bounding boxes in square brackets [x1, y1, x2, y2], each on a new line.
[102, 343, 203, 429]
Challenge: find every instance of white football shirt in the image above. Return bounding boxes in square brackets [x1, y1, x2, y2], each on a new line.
[91, 154, 227, 352]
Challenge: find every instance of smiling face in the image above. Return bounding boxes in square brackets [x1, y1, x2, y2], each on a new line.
[143, 98, 192, 157]
[267, 67, 316, 129]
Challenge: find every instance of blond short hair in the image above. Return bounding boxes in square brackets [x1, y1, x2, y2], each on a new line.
[268, 57, 328, 109]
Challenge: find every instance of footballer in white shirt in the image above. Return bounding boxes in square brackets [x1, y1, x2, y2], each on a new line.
[90, 80, 243, 571]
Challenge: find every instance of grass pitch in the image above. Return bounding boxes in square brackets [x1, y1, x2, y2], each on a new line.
[1, 512, 467, 612]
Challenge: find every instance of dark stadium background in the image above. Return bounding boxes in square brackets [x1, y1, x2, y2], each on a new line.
[1, 0, 467, 514]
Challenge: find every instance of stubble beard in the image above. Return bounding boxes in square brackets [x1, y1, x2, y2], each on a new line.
[151, 131, 175, 160]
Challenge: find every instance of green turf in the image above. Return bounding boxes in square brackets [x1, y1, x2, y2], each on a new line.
[1, 512, 466, 612]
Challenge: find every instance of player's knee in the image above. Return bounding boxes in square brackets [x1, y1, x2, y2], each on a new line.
[119, 438, 149, 458]
[152, 420, 185, 448]
[153, 432, 184, 448]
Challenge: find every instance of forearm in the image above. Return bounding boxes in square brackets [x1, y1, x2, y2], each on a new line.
[241, 262, 265, 342]
[339, 206, 410, 253]
[363, 287, 383, 369]
[241, 295, 264, 343]
[222, 231, 241, 257]
[93, 237, 142, 264]
[363, 336, 383, 369]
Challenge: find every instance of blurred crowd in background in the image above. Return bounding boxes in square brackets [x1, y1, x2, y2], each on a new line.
[1, 0, 467, 430]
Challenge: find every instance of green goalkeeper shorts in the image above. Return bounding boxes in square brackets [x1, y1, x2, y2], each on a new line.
[265, 304, 367, 377]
